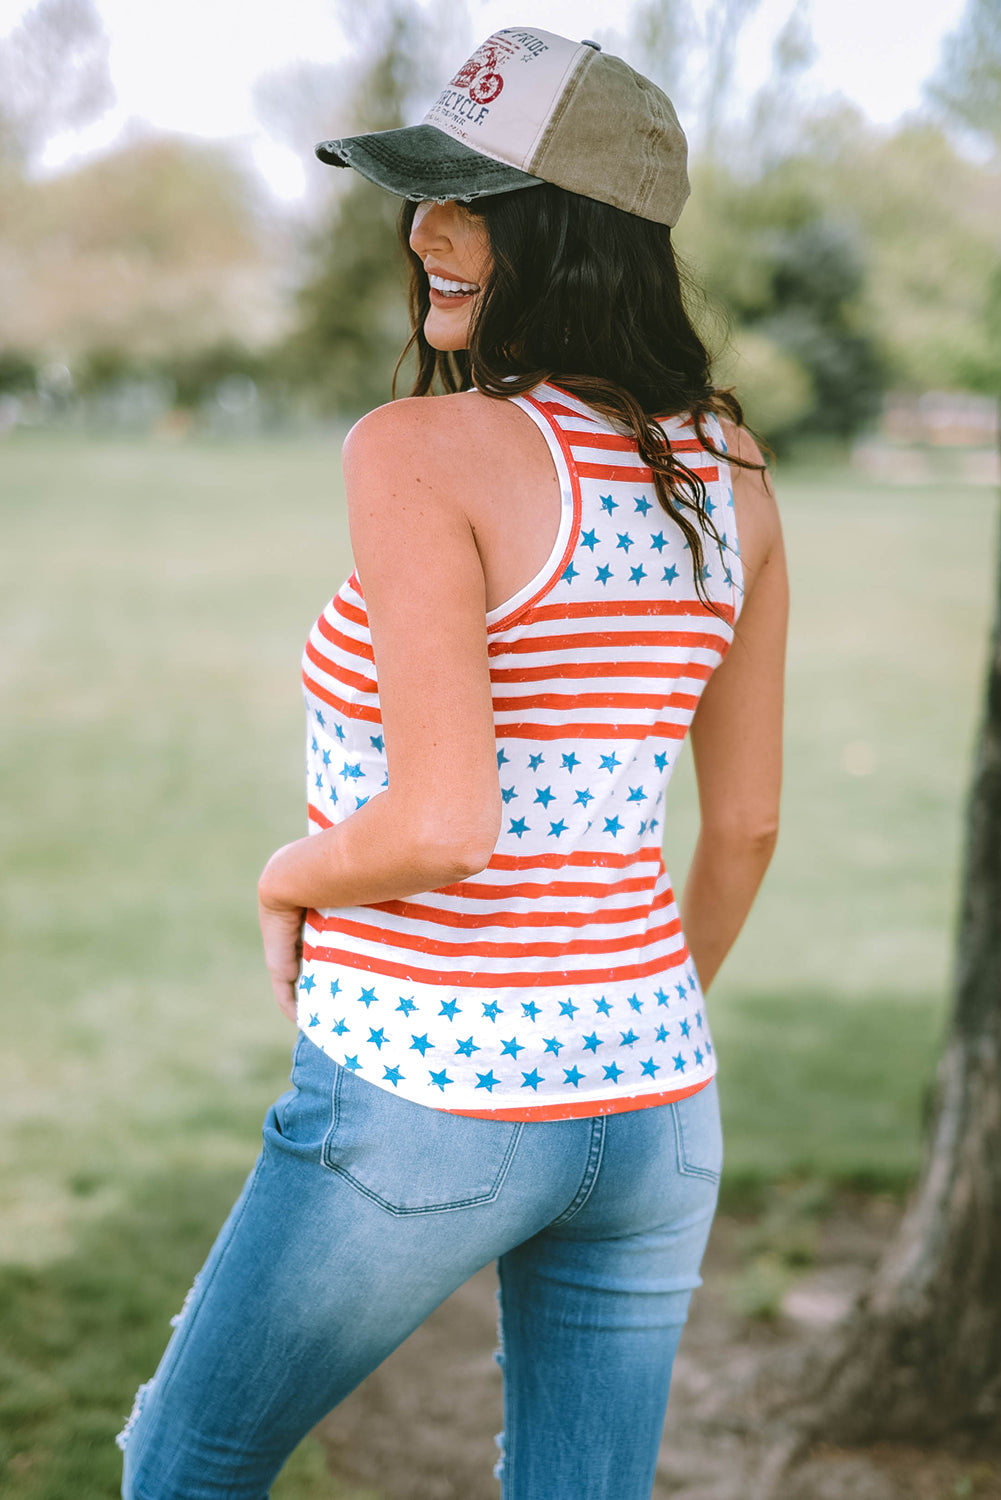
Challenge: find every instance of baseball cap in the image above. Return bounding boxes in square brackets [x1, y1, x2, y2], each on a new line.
[315, 28, 690, 227]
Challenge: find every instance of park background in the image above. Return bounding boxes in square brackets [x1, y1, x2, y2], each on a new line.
[2, 0, 1000, 1495]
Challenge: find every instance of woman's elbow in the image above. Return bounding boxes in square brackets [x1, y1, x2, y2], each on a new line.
[412, 807, 501, 884]
[701, 813, 780, 859]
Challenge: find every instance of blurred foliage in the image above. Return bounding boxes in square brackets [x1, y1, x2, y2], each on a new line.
[0, 0, 111, 172]
[927, 0, 1001, 154]
[0, 134, 285, 361]
[279, 2, 443, 416]
[0, 0, 998, 438]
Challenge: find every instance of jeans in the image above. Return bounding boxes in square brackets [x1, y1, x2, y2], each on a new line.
[120, 1031, 722, 1500]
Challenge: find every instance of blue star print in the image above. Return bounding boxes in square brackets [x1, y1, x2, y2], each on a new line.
[475, 1070, 500, 1091]
[627, 786, 647, 802]
[663, 564, 679, 584]
[534, 786, 555, 808]
[641, 1058, 660, 1078]
[596, 564, 613, 585]
[580, 528, 599, 551]
[429, 1069, 453, 1090]
[549, 819, 568, 838]
[331, 1018, 349, 1035]
[634, 496, 652, 515]
[544, 1037, 564, 1055]
[673, 1053, 687, 1072]
[616, 532, 634, 552]
[521, 1069, 544, 1090]
[560, 999, 579, 1019]
[604, 816, 623, 836]
[456, 1037, 480, 1057]
[396, 996, 417, 1015]
[368, 1027, 387, 1050]
[620, 1029, 639, 1047]
[650, 531, 667, 552]
[383, 1064, 404, 1086]
[410, 1034, 433, 1055]
[562, 752, 580, 773]
[582, 1032, 603, 1053]
[482, 1000, 503, 1022]
[603, 1062, 623, 1083]
[358, 987, 379, 1008]
[563, 1066, 585, 1087]
[509, 817, 529, 838]
[528, 753, 544, 771]
[501, 786, 517, 803]
[299, 974, 315, 993]
[562, 560, 579, 583]
[342, 1055, 361, 1072]
[600, 494, 618, 513]
[575, 787, 594, 807]
[600, 752, 621, 773]
[594, 997, 612, 1016]
[629, 563, 647, 585]
[521, 1000, 541, 1021]
[501, 1037, 524, 1058]
[439, 999, 461, 1021]
[308, 1013, 319, 1027]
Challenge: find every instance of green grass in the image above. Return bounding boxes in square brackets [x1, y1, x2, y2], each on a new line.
[2, 430, 996, 1494]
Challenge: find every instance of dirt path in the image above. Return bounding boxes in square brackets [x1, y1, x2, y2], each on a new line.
[318, 1197, 1001, 1499]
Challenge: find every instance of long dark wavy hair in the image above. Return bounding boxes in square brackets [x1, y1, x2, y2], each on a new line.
[395, 183, 763, 611]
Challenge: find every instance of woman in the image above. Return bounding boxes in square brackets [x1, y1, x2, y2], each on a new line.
[119, 27, 786, 1500]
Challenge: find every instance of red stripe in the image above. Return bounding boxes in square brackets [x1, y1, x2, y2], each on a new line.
[488, 846, 659, 869]
[304, 638, 378, 696]
[495, 720, 687, 741]
[300, 819, 662, 873]
[566, 431, 704, 454]
[304, 912, 682, 960]
[576, 462, 719, 483]
[537, 399, 601, 422]
[492, 689, 699, 713]
[302, 669, 382, 723]
[489, 629, 729, 656]
[525, 598, 735, 624]
[333, 593, 368, 628]
[314, 611, 375, 664]
[450, 1074, 712, 1121]
[435, 873, 661, 900]
[368, 885, 673, 931]
[300, 941, 688, 988]
[490, 660, 712, 684]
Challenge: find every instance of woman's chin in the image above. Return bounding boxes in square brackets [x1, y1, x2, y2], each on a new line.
[423, 311, 471, 353]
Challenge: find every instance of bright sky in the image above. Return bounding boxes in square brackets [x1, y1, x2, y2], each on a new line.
[0, 0, 970, 201]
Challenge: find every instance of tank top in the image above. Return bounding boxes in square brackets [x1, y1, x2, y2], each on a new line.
[296, 381, 742, 1121]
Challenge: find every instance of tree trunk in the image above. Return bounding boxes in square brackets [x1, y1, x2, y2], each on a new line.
[800, 404, 1001, 1444]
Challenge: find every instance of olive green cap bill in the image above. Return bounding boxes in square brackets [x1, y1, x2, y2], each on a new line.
[315, 123, 544, 202]
[315, 27, 690, 227]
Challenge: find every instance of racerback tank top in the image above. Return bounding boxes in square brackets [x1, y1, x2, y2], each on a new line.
[296, 381, 742, 1120]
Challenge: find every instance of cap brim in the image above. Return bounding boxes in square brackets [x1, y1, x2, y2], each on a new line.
[314, 123, 544, 201]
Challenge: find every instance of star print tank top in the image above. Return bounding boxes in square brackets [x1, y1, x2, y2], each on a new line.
[296, 381, 742, 1120]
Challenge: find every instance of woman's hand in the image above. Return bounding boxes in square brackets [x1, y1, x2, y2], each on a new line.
[257, 886, 305, 1023]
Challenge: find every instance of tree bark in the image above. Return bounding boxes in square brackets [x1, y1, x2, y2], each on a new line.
[799, 406, 1001, 1444]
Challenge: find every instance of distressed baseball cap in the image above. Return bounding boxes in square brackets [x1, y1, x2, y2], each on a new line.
[316, 27, 690, 227]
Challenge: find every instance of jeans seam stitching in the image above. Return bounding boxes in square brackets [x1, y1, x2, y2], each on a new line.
[550, 1116, 606, 1225]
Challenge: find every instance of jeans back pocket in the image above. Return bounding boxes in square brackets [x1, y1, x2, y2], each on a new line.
[321, 1051, 523, 1216]
[672, 1077, 724, 1182]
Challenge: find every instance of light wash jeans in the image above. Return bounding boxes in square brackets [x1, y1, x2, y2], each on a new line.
[119, 1031, 722, 1500]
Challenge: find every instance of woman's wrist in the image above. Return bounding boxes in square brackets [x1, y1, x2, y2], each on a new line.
[257, 840, 309, 913]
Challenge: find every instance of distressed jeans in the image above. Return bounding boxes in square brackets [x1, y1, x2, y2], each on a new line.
[119, 1031, 722, 1500]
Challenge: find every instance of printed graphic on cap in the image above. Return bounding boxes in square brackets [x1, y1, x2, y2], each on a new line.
[422, 28, 588, 173]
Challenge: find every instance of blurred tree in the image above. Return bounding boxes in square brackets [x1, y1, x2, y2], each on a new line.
[281, 0, 451, 416]
[927, 0, 1001, 155]
[677, 161, 883, 443]
[0, 0, 112, 172]
[783, 0, 1001, 1452]
[0, 134, 286, 362]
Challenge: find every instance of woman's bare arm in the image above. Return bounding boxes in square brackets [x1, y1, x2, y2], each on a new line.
[679, 425, 788, 991]
[257, 396, 503, 1016]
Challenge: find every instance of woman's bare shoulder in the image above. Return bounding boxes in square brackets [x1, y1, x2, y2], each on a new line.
[717, 417, 781, 573]
[344, 391, 523, 457]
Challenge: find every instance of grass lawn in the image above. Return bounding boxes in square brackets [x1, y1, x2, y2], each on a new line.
[1, 429, 995, 1495]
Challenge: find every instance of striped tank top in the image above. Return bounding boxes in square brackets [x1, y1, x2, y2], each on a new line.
[296, 382, 742, 1120]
